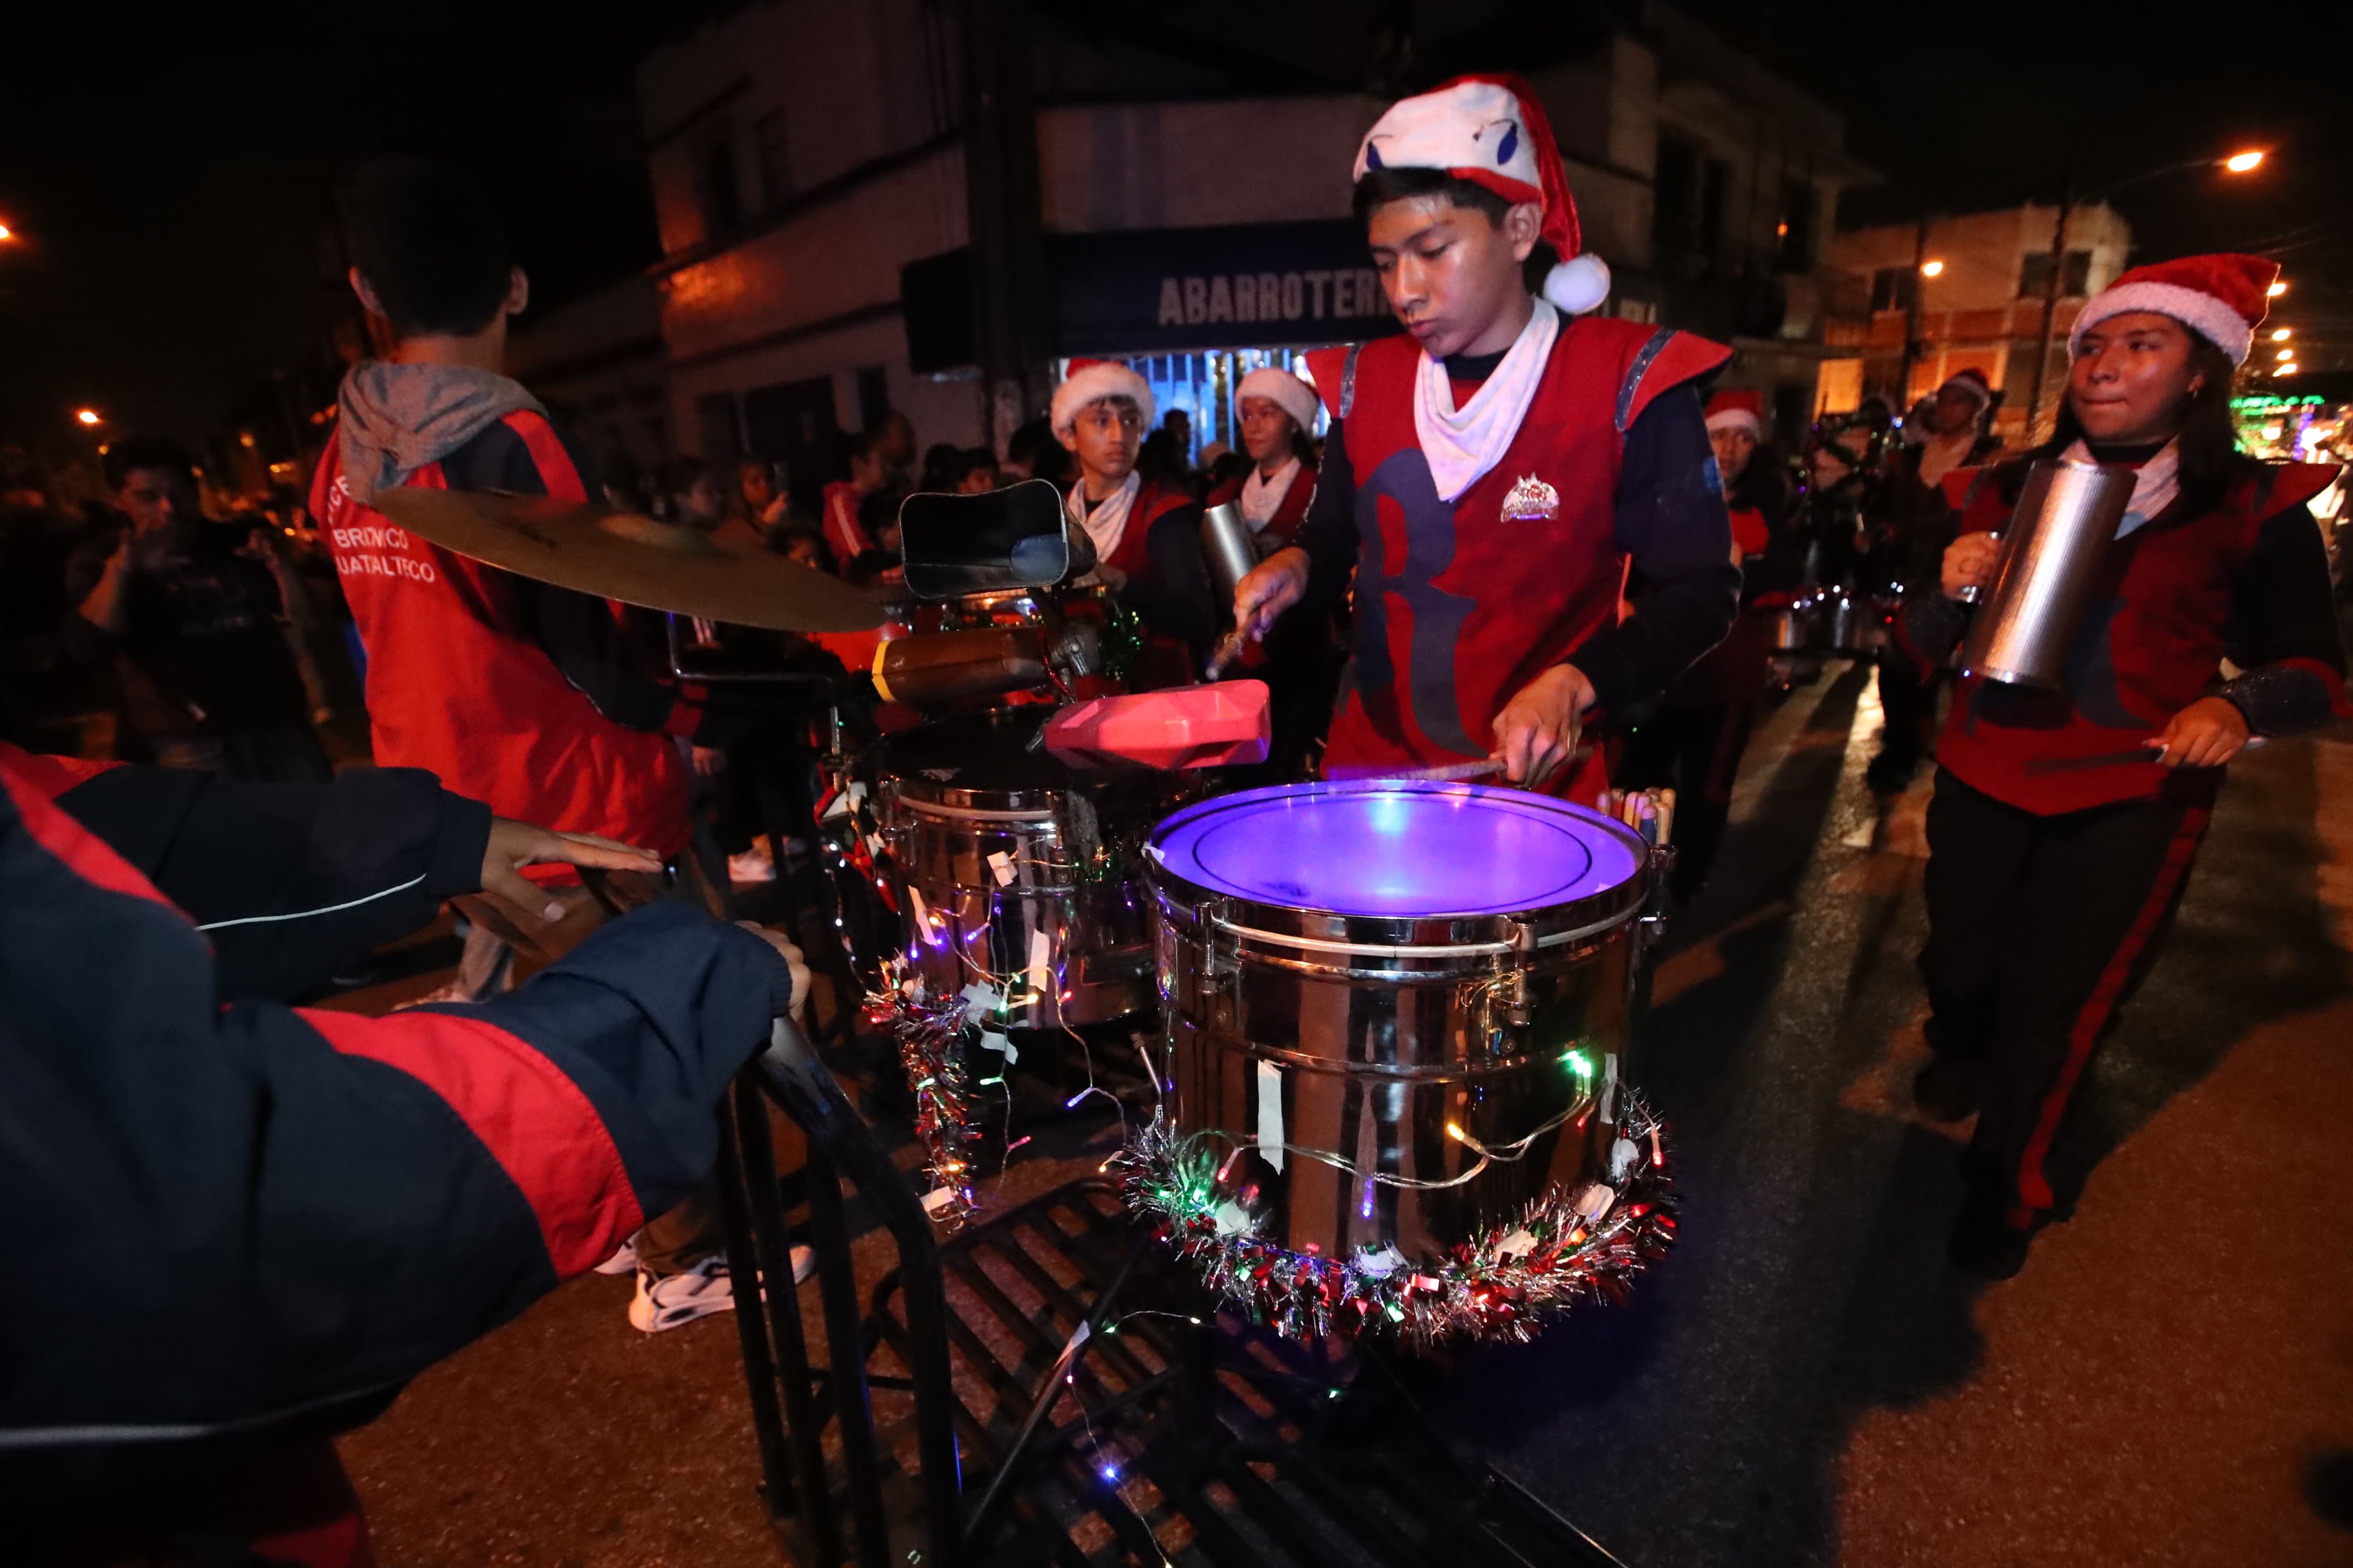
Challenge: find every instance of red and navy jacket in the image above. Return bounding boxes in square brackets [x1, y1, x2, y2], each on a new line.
[1079, 477, 1205, 690]
[313, 411, 701, 858]
[1894, 459, 2350, 814]
[0, 745, 791, 1462]
[1294, 317, 1739, 791]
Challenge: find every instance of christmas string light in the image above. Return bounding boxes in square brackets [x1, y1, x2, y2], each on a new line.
[1111, 1104, 1676, 1346]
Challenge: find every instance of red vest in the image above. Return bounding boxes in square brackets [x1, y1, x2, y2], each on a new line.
[313, 415, 692, 854]
[1084, 477, 1196, 689]
[1306, 317, 1729, 788]
[1931, 460, 2338, 814]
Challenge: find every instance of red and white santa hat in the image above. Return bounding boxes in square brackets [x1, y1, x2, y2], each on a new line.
[1234, 366, 1319, 433]
[2068, 253, 2277, 366]
[1938, 367, 1993, 408]
[1352, 74, 1612, 316]
[1050, 358, 1156, 437]
[1704, 389, 1763, 440]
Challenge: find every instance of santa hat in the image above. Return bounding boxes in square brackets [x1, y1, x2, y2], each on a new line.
[1704, 389, 1763, 440]
[1050, 358, 1156, 437]
[1353, 74, 1612, 316]
[2068, 253, 2277, 366]
[1234, 366, 1320, 434]
[1937, 368, 1993, 408]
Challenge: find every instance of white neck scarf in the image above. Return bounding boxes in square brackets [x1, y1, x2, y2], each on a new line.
[1068, 469, 1141, 563]
[1238, 456, 1300, 532]
[1412, 298, 1560, 503]
[2063, 438, 2179, 538]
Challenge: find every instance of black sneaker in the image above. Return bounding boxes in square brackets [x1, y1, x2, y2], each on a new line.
[1949, 1206, 2034, 1280]
[1864, 753, 1916, 794]
[1912, 1056, 1983, 1122]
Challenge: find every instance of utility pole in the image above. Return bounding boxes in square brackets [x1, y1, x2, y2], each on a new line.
[960, 0, 1051, 451]
[2022, 186, 2074, 447]
[1897, 213, 1932, 407]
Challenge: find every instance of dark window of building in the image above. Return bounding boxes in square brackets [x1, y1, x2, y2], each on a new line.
[1870, 266, 1918, 314]
[1777, 179, 1816, 273]
[754, 109, 791, 211]
[743, 377, 839, 515]
[696, 391, 743, 472]
[694, 134, 742, 241]
[1653, 135, 1699, 254]
[855, 366, 891, 433]
[1699, 157, 1729, 267]
[2018, 248, 2095, 300]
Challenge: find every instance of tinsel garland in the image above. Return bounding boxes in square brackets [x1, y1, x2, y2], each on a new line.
[1112, 1107, 1676, 1346]
[867, 984, 984, 1226]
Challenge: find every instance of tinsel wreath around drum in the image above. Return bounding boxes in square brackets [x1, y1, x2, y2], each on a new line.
[1125, 780, 1678, 1346]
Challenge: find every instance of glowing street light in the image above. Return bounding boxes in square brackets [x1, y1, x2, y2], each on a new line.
[0, 223, 14, 243]
[2225, 150, 2265, 174]
[2272, 327, 2292, 341]
[2276, 361, 2299, 375]
[75, 408, 102, 427]
[1920, 259, 1945, 278]
[2268, 280, 2289, 298]
[2276, 347, 2295, 361]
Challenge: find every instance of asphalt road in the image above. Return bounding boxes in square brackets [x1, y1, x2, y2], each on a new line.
[339, 664, 2353, 1567]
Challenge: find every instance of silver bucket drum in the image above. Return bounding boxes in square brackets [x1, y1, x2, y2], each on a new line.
[876, 706, 1197, 1029]
[1142, 781, 1666, 1327]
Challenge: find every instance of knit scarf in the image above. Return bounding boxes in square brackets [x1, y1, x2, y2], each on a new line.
[2063, 438, 2179, 538]
[1068, 469, 1141, 563]
[1238, 457, 1300, 532]
[1412, 298, 1560, 502]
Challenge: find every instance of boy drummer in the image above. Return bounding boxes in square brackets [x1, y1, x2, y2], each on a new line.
[1232, 75, 1739, 792]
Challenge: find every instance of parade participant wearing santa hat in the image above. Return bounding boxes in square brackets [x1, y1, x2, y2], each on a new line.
[1894, 253, 2348, 1278]
[1618, 389, 1786, 899]
[1051, 359, 1206, 686]
[1207, 366, 1322, 544]
[1862, 367, 2005, 792]
[1230, 75, 1739, 792]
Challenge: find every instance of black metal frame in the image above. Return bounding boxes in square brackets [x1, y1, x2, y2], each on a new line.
[721, 1018, 1634, 1568]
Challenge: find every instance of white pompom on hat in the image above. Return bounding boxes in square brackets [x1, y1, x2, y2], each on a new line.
[1353, 74, 1612, 316]
[1233, 366, 1320, 433]
[2067, 253, 2278, 367]
[1050, 358, 1156, 437]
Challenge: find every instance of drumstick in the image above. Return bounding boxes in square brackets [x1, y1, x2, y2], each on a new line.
[2023, 736, 2268, 776]
[1329, 747, 1591, 784]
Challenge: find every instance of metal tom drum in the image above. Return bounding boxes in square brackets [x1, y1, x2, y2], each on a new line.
[1146, 781, 1654, 1276]
[878, 706, 1195, 1029]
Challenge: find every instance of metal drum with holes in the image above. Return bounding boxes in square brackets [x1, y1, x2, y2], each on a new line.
[1145, 780, 1654, 1265]
[877, 706, 1198, 1030]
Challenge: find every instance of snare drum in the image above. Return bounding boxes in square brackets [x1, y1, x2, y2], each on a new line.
[1147, 781, 1654, 1269]
[877, 706, 1196, 1029]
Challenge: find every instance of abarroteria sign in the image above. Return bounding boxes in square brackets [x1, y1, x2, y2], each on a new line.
[1054, 221, 1404, 355]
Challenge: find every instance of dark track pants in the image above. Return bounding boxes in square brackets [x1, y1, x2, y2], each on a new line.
[1617, 698, 1756, 900]
[1918, 767, 2209, 1228]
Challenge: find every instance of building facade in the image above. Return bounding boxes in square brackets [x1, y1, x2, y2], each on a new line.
[635, 0, 1876, 500]
[1825, 202, 2133, 442]
[506, 275, 673, 496]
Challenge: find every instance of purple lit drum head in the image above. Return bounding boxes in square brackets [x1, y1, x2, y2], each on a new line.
[1149, 782, 1644, 918]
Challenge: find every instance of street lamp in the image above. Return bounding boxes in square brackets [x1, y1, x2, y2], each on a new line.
[2268, 280, 2289, 298]
[2276, 348, 2294, 361]
[2276, 361, 2299, 375]
[1920, 259, 1945, 278]
[75, 408, 102, 427]
[2270, 327, 2291, 341]
[2025, 146, 2272, 439]
[0, 223, 14, 243]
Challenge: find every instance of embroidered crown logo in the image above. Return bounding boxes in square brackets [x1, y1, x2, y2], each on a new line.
[1501, 473, 1559, 523]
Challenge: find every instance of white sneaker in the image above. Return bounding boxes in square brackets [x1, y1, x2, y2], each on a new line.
[630, 1257, 737, 1333]
[626, 1247, 815, 1333]
[593, 1237, 639, 1276]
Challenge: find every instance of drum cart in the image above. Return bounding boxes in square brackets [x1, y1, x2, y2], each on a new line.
[716, 1018, 1632, 1568]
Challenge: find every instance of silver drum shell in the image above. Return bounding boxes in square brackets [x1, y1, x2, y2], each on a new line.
[1148, 798, 1650, 1265]
[884, 773, 1182, 1029]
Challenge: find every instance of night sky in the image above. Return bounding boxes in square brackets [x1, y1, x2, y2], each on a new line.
[5, 0, 2345, 457]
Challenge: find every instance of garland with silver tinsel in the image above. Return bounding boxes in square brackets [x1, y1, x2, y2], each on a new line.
[1111, 1106, 1676, 1346]
[867, 984, 985, 1227]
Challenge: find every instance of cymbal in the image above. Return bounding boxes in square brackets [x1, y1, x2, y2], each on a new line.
[369, 489, 884, 633]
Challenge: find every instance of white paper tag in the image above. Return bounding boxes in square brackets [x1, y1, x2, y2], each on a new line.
[1576, 1182, 1617, 1221]
[921, 1186, 959, 1214]
[986, 850, 1016, 887]
[960, 981, 1001, 1023]
[1610, 1137, 1639, 1182]
[907, 885, 934, 933]
[1025, 928, 1052, 994]
[1255, 1060, 1286, 1172]
[1600, 1052, 1620, 1125]
[821, 790, 852, 821]
[980, 1028, 1015, 1065]
[865, 833, 887, 861]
